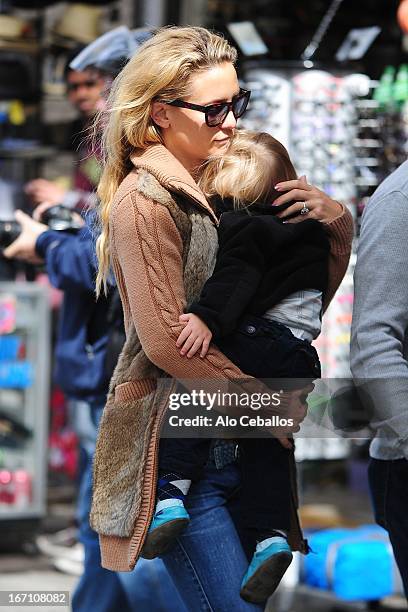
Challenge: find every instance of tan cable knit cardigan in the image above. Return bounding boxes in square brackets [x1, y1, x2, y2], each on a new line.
[90, 144, 354, 571]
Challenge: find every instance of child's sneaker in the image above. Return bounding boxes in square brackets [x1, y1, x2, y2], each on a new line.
[141, 499, 190, 559]
[240, 536, 293, 603]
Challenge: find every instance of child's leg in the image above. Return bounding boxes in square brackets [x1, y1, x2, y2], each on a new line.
[141, 437, 211, 560]
[239, 437, 292, 540]
[157, 437, 212, 503]
[215, 316, 319, 603]
[238, 437, 294, 603]
[232, 370, 296, 603]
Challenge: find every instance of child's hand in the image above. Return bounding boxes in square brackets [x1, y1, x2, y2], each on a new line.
[176, 313, 212, 358]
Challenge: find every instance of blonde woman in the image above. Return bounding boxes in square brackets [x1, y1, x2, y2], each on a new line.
[91, 26, 353, 611]
[153, 130, 329, 604]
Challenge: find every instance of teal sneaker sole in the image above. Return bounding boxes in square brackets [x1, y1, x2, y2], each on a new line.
[240, 550, 292, 603]
[141, 517, 189, 560]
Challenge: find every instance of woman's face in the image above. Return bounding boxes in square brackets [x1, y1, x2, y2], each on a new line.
[151, 62, 240, 175]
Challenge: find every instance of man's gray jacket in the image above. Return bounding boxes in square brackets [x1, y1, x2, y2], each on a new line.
[351, 160, 408, 460]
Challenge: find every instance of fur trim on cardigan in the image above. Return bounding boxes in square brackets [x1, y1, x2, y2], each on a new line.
[90, 169, 218, 539]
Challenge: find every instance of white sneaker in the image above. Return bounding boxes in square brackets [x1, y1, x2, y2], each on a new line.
[36, 527, 79, 559]
[53, 554, 84, 576]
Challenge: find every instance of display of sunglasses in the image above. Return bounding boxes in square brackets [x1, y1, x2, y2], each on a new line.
[159, 89, 251, 127]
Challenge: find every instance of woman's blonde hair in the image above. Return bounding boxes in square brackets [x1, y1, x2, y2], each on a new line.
[95, 26, 237, 295]
[199, 130, 297, 209]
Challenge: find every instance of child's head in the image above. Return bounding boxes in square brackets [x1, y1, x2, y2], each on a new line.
[199, 129, 297, 209]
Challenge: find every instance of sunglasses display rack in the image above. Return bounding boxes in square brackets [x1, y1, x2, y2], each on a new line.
[372, 65, 408, 177]
[314, 257, 355, 378]
[353, 97, 384, 233]
[315, 82, 387, 377]
[241, 69, 380, 222]
[240, 68, 370, 377]
[291, 72, 378, 225]
[290, 73, 369, 378]
[240, 69, 292, 150]
[291, 75, 362, 376]
[353, 70, 408, 229]
[378, 106, 408, 177]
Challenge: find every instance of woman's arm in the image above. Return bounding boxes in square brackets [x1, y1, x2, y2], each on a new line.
[110, 189, 310, 443]
[271, 178, 354, 311]
[321, 204, 354, 311]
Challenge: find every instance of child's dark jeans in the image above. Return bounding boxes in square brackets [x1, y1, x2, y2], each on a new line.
[159, 315, 321, 535]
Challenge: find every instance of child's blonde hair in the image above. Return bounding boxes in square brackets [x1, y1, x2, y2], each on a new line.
[199, 130, 297, 209]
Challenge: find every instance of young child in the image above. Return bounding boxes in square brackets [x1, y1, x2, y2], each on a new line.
[143, 130, 330, 603]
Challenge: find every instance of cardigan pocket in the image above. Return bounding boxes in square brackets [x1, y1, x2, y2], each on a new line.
[115, 379, 157, 402]
[90, 379, 158, 538]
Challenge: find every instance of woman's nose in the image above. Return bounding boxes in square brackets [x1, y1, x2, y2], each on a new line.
[221, 109, 237, 129]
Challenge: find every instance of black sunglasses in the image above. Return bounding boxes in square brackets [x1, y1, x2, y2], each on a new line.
[159, 88, 251, 127]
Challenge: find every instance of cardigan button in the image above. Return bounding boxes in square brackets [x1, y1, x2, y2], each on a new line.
[246, 325, 256, 334]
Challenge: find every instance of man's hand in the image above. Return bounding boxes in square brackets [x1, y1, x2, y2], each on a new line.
[176, 313, 212, 358]
[32, 201, 58, 222]
[25, 179, 66, 207]
[32, 201, 85, 229]
[3, 210, 48, 264]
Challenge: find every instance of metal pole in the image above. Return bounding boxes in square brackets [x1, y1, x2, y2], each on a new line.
[301, 0, 346, 61]
[141, 0, 166, 27]
[179, 0, 208, 26]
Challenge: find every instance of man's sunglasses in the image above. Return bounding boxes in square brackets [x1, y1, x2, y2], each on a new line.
[67, 80, 99, 92]
[159, 89, 251, 127]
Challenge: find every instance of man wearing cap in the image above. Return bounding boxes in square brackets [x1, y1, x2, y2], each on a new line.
[4, 207, 187, 612]
[7, 46, 186, 612]
[25, 60, 106, 215]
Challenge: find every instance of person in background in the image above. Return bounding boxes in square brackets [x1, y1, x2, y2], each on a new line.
[3, 210, 187, 612]
[4, 43, 186, 612]
[350, 160, 408, 600]
[25, 59, 106, 216]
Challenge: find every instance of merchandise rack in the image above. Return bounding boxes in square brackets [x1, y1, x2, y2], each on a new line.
[0, 282, 50, 535]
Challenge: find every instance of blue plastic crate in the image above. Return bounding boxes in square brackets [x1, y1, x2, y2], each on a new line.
[303, 525, 397, 600]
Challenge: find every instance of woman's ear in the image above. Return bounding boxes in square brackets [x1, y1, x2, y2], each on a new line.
[151, 101, 171, 128]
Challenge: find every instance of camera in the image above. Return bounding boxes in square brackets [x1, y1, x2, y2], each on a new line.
[0, 205, 84, 250]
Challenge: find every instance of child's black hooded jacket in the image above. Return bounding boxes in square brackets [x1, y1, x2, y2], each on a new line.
[189, 202, 330, 339]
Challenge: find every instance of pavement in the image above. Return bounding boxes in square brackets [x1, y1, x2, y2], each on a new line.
[0, 474, 406, 612]
[0, 549, 407, 612]
[0, 552, 77, 612]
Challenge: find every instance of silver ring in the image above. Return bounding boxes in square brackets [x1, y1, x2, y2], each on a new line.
[300, 203, 310, 215]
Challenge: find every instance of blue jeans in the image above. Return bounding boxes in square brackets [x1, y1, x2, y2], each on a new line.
[162, 454, 264, 612]
[70, 400, 187, 612]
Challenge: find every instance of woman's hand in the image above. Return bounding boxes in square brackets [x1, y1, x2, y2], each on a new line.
[272, 175, 343, 224]
[176, 313, 212, 358]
